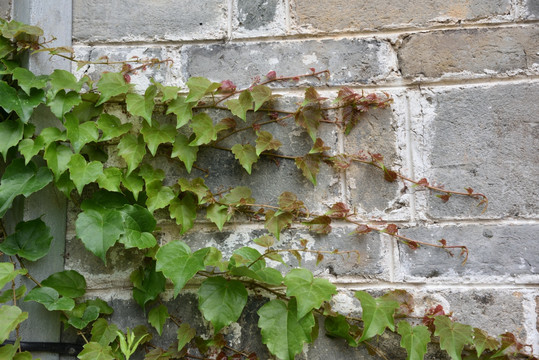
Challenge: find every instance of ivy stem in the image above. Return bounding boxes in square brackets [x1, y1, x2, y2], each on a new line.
[213, 114, 294, 145]
[15, 255, 43, 287]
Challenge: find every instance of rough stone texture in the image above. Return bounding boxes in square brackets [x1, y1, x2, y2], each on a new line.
[527, 0, 539, 18]
[398, 27, 539, 79]
[398, 224, 539, 282]
[420, 82, 539, 219]
[72, 0, 227, 42]
[237, 0, 278, 31]
[292, 0, 511, 32]
[0, 0, 11, 20]
[182, 38, 396, 88]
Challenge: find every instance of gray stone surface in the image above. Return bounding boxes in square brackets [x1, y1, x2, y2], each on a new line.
[527, 0, 539, 18]
[0, 0, 11, 20]
[237, 0, 278, 30]
[398, 224, 539, 281]
[292, 0, 510, 32]
[422, 82, 539, 219]
[73, 0, 227, 42]
[182, 38, 396, 88]
[398, 27, 539, 78]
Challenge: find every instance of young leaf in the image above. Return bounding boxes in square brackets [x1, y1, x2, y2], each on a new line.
[278, 192, 304, 212]
[0, 118, 23, 161]
[171, 134, 198, 173]
[97, 114, 132, 141]
[166, 96, 195, 129]
[0, 262, 26, 289]
[0, 305, 28, 343]
[0, 218, 53, 261]
[43, 142, 72, 180]
[324, 314, 358, 347]
[12, 67, 48, 95]
[126, 85, 156, 125]
[302, 215, 331, 234]
[64, 113, 99, 153]
[185, 77, 221, 103]
[148, 304, 169, 336]
[155, 241, 208, 296]
[91, 318, 120, 346]
[138, 163, 165, 184]
[153, 80, 179, 102]
[18, 137, 45, 164]
[257, 298, 315, 360]
[131, 261, 166, 309]
[122, 172, 144, 201]
[295, 104, 322, 142]
[283, 268, 337, 318]
[189, 113, 217, 146]
[253, 235, 275, 248]
[255, 130, 282, 156]
[68, 153, 104, 194]
[230, 144, 258, 174]
[206, 204, 229, 231]
[0, 81, 44, 123]
[49, 69, 85, 97]
[309, 138, 330, 154]
[295, 154, 321, 186]
[78, 342, 115, 360]
[264, 210, 293, 241]
[24, 286, 75, 311]
[472, 327, 499, 358]
[251, 85, 272, 111]
[177, 323, 196, 351]
[145, 181, 175, 213]
[118, 134, 146, 175]
[169, 193, 197, 234]
[355, 291, 399, 342]
[433, 316, 473, 360]
[221, 186, 255, 206]
[141, 121, 176, 156]
[198, 276, 248, 333]
[67, 304, 100, 329]
[118, 204, 157, 250]
[47, 90, 82, 118]
[41, 270, 86, 298]
[96, 72, 132, 106]
[178, 177, 210, 204]
[225, 90, 253, 121]
[97, 167, 123, 192]
[397, 321, 431, 360]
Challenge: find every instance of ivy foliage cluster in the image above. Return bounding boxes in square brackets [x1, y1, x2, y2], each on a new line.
[0, 18, 534, 360]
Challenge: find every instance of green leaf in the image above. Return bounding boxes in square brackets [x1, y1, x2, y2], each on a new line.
[47, 90, 82, 118]
[325, 314, 358, 347]
[71, 94, 102, 122]
[96, 72, 132, 106]
[24, 286, 75, 311]
[141, 121, 176, 156]
[12, 67, 48, 95]
[221, 186, 255, 206]
[0, 20, 43, 38]
[178, 178, 209, 204]
[189, 113, 217, 146]
[148, 304, 169, 336]
[0, 81, 44, 123]
[155, 241, 207, 296]
[264, 210, 293, 241]
[118, 134, 146, 175]
[397, 321, 431, 360]
[78, 342, 115, 360]
[67, 304, 100, 329]
[255, 130, 282, 156]
[91, 318, 120, 346]
[472, 327, 499, 358]
[18, 137, 44, 164]
[43, 142, 73, 180]
[295, 104, 322, 142]
[54, 171, 76, 198]
[434, 316, 473, 360]
[145, 181, 175, 213]
[185, 77, 221, 103]
[118, 204, 157, 249]
[169, 193, 197, 235]
[126, 85, 156, 125]
[302, 215, 331, 234]
[0, 262, 26, 290]
[258, 298, 315, 360]
[0, 337, 19, 359]
[49, 69, 85, 97]
[41, 270, 86, 298]
[75, 208, 124, 263]
[138, 163, 165, 184]
[0, 218, 52, 261]
[97, 167, 123, 192]
[295, 154, 321, 186]
[122, 172, 144, 201]
[65, 113, 99, 153]
[86, 298, 113, 315]
[39, 127, 66, 145]
[0, 285, 26, 303]
[355, 291, 399, 342]
[231, 143, 258, 174]
[206, 204, 229, 231]
[153, 80, 179, 102]
[177, 323, 196, 351]
[198, 276, 248, 333]
[68, 154, 103, 194]
[0, 36, 14, 58]
[0, 118, 23, 161]
[131, 260, 166, 309]
[166, 96, 195, 128]
[171, 134, 198, 173]
[251, 85, 272, 111]
[0, 158, 53, 217]
[284, 268, 337, 318]
[97, 114, 132, 141]
[253, 235, 275, 248]
[0, 305, 28, 342]
[225, 90, 253, 121]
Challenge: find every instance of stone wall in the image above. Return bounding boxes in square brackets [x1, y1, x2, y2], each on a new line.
[62, 0, 539, 358]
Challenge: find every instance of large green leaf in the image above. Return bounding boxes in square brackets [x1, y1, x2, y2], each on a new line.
[18, 137, 44, 165]
[148, 304, 169, 336]
[131, 261, 166, 309]
[91, 318, 120, 346]
[284, 268, 337, 318]
[355, 291, 399, 342]
[0, 118, 24, 161]
[434, 316, 473, 360]
[228, 248, 283, 286]
[118, 134, 146, 175]
[140, 121, 176, 156]
[66, 303, 100, 329]
[189, 113, 217, 146]
[41, 270, 86, 298]
[0, 218, 53, 261]
[24, 286, 75, 311]
[78, 342, 115, 360]
[0, 81, 44, 123]
[0, 262, 26, 290]
[47, 90, 82, 118]
[185, 77, 221, 103]
[65, 113, 99, 153]
[0, 305, 28, 342]
[206, 204, 229, 231]
[0, 158, 53, 217]
[49, 69, 86, 97]
[231, 144, 258, 174]
[155, 241, 208, 296]
[96, 72, 132, 106]
[118, 204, 157, 249]
[397, 321, 431, 360]
[145, 181, 175, 213]
[97, 167, 123, 192]
[258, 298, 315, 360]
[324, 314, 358, 347]
[198, 276, 248, 333]
[43, 142, 73, 180]
[68, 153, 103, 194]
[97, 114, 132, 141]
[225, 90, 253, 121]
[166, 96, 195, 128]
[75, 208, 124, 263]
[12, 67, 48, 95]
[122, 172, 144, 201]
[126, 85, 156, 125]
[264, 210, 293, 241]
[171, 134, 198, 173]
[169, 193, 197, 234]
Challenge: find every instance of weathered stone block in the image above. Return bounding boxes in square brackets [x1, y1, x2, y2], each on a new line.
[398, 224, 539, 282]
[0, 0, 11, 21]
[182, 38, 396, 88]
[235, 0, 285, 36]
[73, 0, 227, 42]
[417, 82, 539, 219]
[398, 27, 539, 79]
[526, 0, 539, 18]
[291, 0, 511, 32]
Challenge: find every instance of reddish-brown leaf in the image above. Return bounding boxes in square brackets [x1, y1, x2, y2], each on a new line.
[383, 169, 398, 182]
[385, 224, 398, 235]
[316, 252, 324, 266]
[295, 154, 321, 186]
[309, 138, 330, 154]
[417, 178, 429, 187]
[354, 225, 372, 235]
[303, 215, 332, 234]
[325, 202, 350, 218]
[278, 191, 304, 212]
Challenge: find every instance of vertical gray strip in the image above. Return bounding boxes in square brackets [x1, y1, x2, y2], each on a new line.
[10, 1, 72, 360]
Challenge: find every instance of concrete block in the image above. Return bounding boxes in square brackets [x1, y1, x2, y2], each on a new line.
[398, 224, 539, 282]
[526, 0, 539, 18]
[0, 0, 11, 20]
[291, 0, 511, 32]
[182, 38, 397, 88]
[398, 27, 539, 79]
[234, 0, 286, 36]
[73, 0, 227, 42]
[416, 82, 539, 219]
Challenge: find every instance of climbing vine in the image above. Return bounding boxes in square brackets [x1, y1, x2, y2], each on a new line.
[0, 18, 534, 360]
